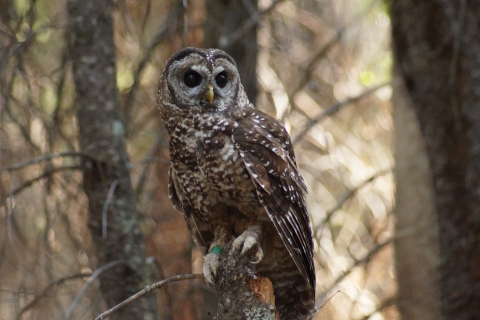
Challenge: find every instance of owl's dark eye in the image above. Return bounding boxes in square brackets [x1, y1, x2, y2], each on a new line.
[184, 71, 202, 88]
[215, 71, 228, 88]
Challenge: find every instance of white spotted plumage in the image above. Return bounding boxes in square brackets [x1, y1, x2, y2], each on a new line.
[157, 47, 315, 319]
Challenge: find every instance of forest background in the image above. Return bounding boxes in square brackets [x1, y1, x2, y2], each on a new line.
[1, 0, 477, 319]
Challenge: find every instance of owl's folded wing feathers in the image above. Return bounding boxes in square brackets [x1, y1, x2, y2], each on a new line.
[230, 108, 315, 289]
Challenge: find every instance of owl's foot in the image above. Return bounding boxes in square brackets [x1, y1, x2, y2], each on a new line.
[231, 227, 264, 264]
[203, 252, 220, 286]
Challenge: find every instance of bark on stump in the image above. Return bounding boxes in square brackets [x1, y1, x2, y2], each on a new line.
[216, 243, 279, 320]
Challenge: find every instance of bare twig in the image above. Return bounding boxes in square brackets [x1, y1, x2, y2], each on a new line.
[123, 1, 181, 119]
[65, 260, 128, 320]
[0, 24, 61, 75]
[293, 82, 391, 145]
[7, 171, 24, 266]
[319, 290, 343, 309]
[315, 238, 393, 307]
[182, 0, 188, 46]
[102, 180, 119, 239]
[284, 0, 384, 121]
[219, 0, 285, 49]
[134, 127, 167, 198]
[314, 168, 392, 234]
[16, 273, 92, 320]
[0, 151, 91, 172]
[141, 0, 152, 32]
[0, 165, 83, 204]
[291, 290, 344, 320]
[357, 295, 396, 320]
[288, 27, 346, 100]
[92, 274, 204, 320]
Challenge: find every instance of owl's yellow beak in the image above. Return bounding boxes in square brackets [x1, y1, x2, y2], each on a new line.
[205, 83, 214, 103]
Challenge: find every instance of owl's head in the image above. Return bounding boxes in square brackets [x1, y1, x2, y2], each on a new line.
[158, 47, 249, 122]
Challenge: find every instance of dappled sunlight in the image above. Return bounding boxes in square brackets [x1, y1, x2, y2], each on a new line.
[255, 1, 395, 318]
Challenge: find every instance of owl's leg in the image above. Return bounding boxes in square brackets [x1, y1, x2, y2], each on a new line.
[231, 225, 264, 264]
[203, 226, 230, 286]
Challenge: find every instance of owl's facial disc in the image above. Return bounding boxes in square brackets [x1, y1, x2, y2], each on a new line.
[165, 50, 239, 110]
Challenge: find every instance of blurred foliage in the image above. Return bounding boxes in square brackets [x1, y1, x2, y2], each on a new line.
[0, 0, 395, 319]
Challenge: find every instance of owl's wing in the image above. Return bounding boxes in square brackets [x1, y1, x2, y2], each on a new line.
[230, 108, 315, 290]
[168, 168, 213, 254]
[168, 167, 183, 212]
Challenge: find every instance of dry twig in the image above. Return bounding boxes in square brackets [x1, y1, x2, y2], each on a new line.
[92, 274, 204, 320]
[16, 273, 92, 320]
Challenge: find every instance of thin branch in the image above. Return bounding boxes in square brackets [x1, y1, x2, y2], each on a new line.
[219, 0, 285, 49]
[123, 1, 181, 117]
[314, 168, 392, 234]
[0, 165, 83, 204]
[16, 273, 92, 320]
[315, 238, 393, 308]
[0, 24, 62, 75]
[141, 0, 152, 32]
[102, 180, 119, 239]
[182, 0, 188, 46]
[357, 295, 396, 320]
[134, 127, 167, 198]
[92, 274, 204, 320]
[319, 290, 343, 309]
[288, 27, 345, 101]
[0, 151, 92, 172]
[65, 260, 128, 320]
[7, 171, 24, 266]
[52, 51, 78, 150]
[283, 0, 384, 122]
[293, 82, 391, 145]
[3, 91, 42, 154]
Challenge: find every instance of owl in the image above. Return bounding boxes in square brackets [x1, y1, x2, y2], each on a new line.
[157, 47, 315, 319]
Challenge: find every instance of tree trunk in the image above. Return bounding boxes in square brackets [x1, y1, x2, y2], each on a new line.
[392, 72, 441, 319]
[67, 1, 156, 318]
[392, 1, 480, 319]
[203, 0, 258, 104]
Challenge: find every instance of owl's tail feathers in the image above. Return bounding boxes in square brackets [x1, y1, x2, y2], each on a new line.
[265, 246, 315, 320]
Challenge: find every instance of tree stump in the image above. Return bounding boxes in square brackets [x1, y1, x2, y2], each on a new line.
[216, 243, 279, 320]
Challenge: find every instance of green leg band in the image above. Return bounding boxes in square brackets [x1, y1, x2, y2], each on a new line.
[210, 245, 223, 255]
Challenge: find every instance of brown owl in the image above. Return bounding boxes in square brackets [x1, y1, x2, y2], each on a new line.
[157, 47, 315, 319]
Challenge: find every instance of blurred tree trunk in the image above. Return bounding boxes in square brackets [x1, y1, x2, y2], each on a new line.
[67, 1, 157, 319]
[203, 0, 258, 103]
[392, 72, 441, 319]
[392, 1, 480, 319]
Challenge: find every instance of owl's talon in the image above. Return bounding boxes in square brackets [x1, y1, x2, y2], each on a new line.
[203, 252, 220, 286]
[231, 229, 264, 264]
